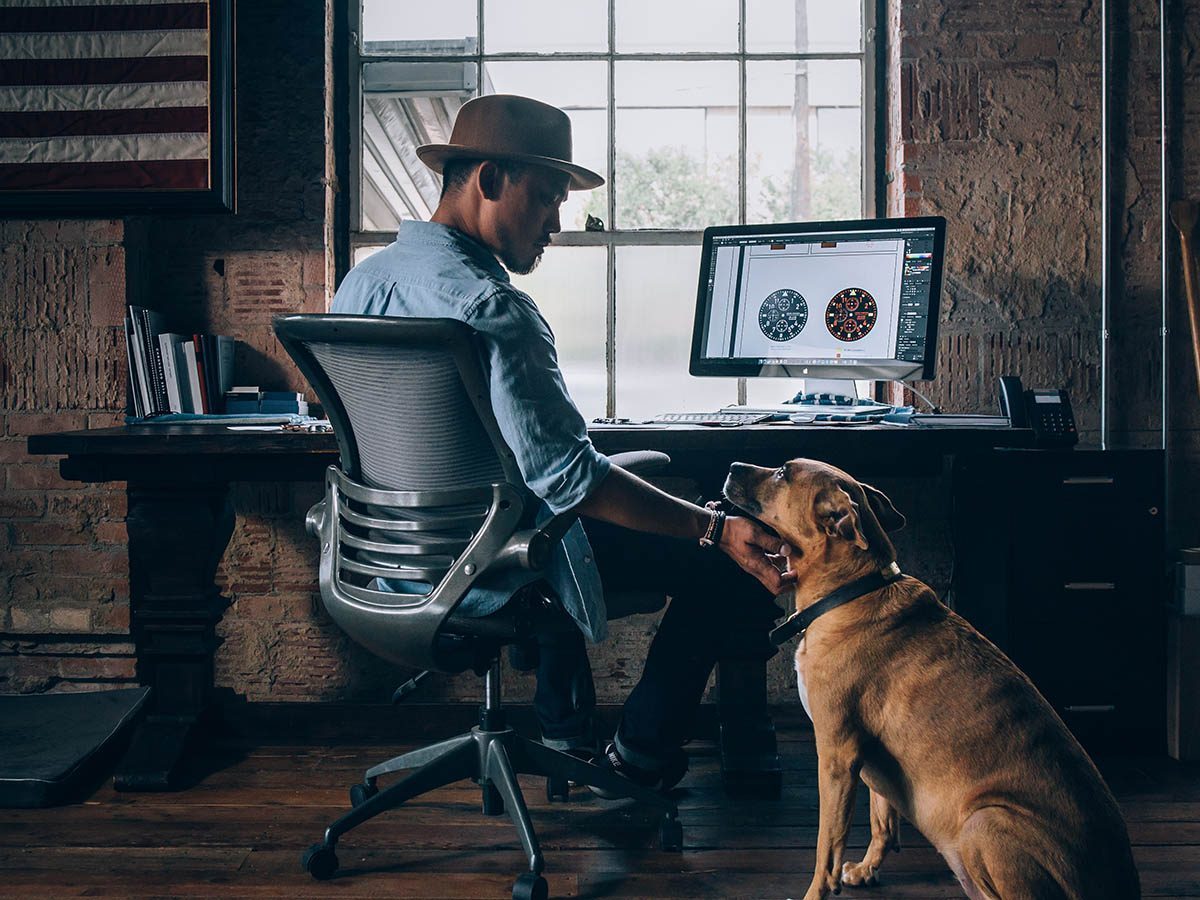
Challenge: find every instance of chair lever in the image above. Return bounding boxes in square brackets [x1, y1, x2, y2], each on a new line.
[391, 670, 433, 704]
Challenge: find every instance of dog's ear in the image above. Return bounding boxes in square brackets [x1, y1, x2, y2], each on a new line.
[815, 487, 869, 550]
[859, 481, 905, 533]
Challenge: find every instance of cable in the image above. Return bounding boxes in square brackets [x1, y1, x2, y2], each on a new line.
[892, 380, 941, 414]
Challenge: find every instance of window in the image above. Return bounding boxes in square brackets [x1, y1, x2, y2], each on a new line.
[347, 0, 878, 419]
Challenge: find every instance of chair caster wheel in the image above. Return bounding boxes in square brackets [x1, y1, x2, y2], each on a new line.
[302, 843, 339, 880]
[350, 781, 377, 807]
[512, 872, 548, 900]
[659, 816, 683, 852]
[546, 775, 569, 802]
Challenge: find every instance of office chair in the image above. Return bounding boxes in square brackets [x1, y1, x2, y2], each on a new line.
[273, 314, 680, 900]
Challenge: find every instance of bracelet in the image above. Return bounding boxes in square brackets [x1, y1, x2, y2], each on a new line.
[699, 509, 726, 549]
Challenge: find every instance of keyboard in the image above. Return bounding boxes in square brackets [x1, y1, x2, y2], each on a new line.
[648, 411, 775, 426]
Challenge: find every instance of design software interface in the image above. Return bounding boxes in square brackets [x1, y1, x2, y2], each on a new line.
[693, 220, 942, 380]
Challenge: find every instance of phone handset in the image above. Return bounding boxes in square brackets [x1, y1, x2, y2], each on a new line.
[996, 376, 1078, 447]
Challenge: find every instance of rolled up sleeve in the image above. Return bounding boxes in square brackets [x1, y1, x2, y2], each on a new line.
[468, 287, 611, 515]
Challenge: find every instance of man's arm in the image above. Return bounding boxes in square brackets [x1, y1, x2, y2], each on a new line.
[575, 464, 795, 595]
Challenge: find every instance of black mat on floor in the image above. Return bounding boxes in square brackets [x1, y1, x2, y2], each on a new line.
[0, 686, 150, 808]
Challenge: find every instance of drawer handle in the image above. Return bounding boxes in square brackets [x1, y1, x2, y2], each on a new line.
[1062, 476, 1115, 485]
[1064, 582, 1116, 591]
[1064, 705, 1116, 714]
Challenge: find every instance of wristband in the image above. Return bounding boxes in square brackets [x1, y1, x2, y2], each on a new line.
[699, 509, 726, 549]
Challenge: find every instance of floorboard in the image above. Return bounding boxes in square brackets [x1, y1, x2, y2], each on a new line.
[1, 706, 1198, 899]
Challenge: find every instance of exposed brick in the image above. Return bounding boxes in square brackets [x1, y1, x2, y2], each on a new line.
[7, 412, 87, 437]
[92, 521, 128, 545]
[87, 245, 127, 328]
[94, 604, 131, 632]
[52, 547, 126, 577]
[9, 608, 49, 633]
[0, 492, 44, 518]
[11, 521, 89, 546]
[6, 463, 69, 491]
[49, 607, 92, 632]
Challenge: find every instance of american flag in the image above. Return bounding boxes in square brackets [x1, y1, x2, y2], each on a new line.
[0, 0, 212, 192]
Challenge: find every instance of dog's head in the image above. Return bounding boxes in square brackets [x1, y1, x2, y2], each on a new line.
[722, 458, 905, 576]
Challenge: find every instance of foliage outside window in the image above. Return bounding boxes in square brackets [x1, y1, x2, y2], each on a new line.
[349, 0, 876, 419]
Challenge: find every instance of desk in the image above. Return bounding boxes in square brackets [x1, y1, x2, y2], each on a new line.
[27, 423, 1035, 790]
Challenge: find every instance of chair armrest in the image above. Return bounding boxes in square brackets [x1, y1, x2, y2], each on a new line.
[609, 450, 671, 476]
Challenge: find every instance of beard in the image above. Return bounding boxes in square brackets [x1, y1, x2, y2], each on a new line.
[500, 245, 543, 276]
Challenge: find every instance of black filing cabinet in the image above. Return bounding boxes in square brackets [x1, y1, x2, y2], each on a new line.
[952, 449, 1165, 751]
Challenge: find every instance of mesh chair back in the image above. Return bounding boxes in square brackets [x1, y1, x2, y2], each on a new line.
[272, 315, 525, 490]
[306, 342, 504, 491]
[273, 315, 535, 671]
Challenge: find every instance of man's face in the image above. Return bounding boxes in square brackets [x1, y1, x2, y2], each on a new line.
[488, 165, 569, 275]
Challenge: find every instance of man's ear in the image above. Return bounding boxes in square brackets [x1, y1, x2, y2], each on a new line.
[476, 160, 503, 201]
[815, 487, 869, 550]
[859, 481, 905, 532]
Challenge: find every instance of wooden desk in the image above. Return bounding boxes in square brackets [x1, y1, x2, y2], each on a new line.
[27, 423, 1035, 790]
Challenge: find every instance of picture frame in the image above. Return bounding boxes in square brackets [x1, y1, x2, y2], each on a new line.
[0, 0, 235, 217]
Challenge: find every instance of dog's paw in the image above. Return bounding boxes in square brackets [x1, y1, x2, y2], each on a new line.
[841, 860, 880, 887]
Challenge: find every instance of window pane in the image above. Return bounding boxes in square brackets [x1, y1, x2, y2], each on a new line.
[483, 62, 608, 232]
[484, 0, 607, 52]
[362, 0, 477, 54]
[615, 0, 737, 52]
[616, 246, 737, 419]
[614, 62, 738, 230]
[746, 60, 861, 224]
[510, 247, 607, 420]
[360, 94, 467, 230]
[745, 0, 862, 54]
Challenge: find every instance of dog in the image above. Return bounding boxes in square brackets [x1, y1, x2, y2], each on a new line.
[723, 458, 1139, 900]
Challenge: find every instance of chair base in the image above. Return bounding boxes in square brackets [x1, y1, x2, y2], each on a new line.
[302, 720, 681, 896]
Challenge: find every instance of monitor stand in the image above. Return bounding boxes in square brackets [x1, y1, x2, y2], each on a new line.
[724, 378, 893, 416]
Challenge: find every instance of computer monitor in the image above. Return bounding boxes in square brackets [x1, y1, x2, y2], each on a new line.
[690, 216, 946, 382]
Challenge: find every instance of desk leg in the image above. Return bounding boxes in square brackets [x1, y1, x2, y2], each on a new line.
[716, 655, 783, 798]
[116, 482, 234, 791]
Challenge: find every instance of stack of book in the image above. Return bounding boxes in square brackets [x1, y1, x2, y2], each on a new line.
[123, 305, 235, 417]
[223, 388, 309, 416]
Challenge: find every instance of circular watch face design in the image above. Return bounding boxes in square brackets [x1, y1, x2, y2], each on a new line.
[758, 289, 809, 342]
[825, 288, 878, 342]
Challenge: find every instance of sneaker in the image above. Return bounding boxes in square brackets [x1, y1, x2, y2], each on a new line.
[587, 742, 685, 799]
[563, 745, 599, 787]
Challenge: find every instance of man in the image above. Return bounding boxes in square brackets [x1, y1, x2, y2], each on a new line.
[332, 94, 793, 789]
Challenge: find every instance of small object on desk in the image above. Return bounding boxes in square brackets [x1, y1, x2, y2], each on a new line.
[591, 417, 634, 425]
[908, 413, 1011, 428]
[649, 411, 775, 427]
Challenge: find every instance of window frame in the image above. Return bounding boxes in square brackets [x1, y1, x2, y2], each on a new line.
[340, 0, 885, 415]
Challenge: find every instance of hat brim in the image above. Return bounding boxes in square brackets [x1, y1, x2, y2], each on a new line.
[416, 144, 605, 191]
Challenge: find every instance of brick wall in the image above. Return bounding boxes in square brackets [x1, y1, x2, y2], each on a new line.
[3, 1, 1196, 704]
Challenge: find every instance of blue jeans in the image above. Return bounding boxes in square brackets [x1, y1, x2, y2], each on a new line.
[534, 518, 781, 768]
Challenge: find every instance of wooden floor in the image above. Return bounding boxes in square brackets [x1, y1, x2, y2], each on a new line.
[2, 705, 1199, 899]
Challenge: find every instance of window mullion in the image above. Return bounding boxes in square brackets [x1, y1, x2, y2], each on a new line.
[606, 0, 617, 417]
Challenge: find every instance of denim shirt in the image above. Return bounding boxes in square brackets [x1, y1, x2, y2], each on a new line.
[330, 220, 611, 642]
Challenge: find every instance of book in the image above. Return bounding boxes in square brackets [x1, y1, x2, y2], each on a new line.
[158, 333, 182, 413]
[182, 341, 205, 414]
[138, 307, 170, 415]
[123, 311, 150, 417]
[192, 335, 210, 413]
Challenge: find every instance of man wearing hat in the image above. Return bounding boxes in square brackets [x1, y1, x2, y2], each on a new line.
[332, 94, 791, 791]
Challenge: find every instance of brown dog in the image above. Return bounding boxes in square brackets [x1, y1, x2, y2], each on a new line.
[723, 458, 1139, 900]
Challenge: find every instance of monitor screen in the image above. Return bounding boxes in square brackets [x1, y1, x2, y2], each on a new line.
[690, 216, 946, 381]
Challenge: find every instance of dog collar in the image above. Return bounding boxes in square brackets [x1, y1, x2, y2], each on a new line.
[769, 562, 903, 646]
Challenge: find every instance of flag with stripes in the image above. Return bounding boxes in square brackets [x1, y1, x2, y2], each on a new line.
[0, 0, 212, 192]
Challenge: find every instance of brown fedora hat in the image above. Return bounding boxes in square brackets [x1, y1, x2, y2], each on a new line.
[417, 94, 604, 191]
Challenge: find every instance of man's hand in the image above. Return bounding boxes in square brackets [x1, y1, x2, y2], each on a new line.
[718, 515, 798, 595]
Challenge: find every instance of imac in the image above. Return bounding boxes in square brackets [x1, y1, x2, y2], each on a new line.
[690, 216, 946, 409]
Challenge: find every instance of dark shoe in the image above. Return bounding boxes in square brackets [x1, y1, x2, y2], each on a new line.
[587, 742, 686, 799]
[564, 745, 599, 787]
